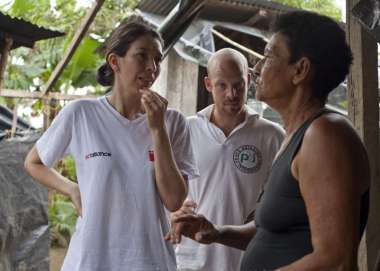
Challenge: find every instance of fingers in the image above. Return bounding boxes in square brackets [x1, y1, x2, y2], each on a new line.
[183, 199, 197, 210]
[68, 183, 82, 217]
[167, 201, 199, 244]
[72, 194, 82, 217]
[164, 232, 171, 241]
[139, 89, 168, 112]
[172, 213, 199, 224]
[76, 202, 83, 217]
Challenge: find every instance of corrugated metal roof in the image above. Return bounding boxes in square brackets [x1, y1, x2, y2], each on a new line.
[138, 0, 178, 15]
[137, 0, 296, 16]
[0, 12, 64, 50]
[219, 0, 295, 12]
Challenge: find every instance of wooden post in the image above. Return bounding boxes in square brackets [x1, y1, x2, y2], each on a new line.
[347, 0, 380, 270]
[0, 37, 13, 92]
[10, 100, 18, 138]
[42, 0, 105, 95]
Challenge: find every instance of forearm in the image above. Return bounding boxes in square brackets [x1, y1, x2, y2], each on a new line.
[215, 221, 256, 250]
[25, 147, 74, 196]
[152, 128, 187, 211]
[277, 251, 357, 271]
[26, 162, 74, 195]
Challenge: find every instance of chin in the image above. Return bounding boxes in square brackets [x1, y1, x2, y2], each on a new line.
[225, 106, 242, 115]
[255, 92, 266, 102]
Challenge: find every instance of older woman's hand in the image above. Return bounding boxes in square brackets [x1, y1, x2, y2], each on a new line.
[165, 199, 219, 245]
[165, 199, 197, 244]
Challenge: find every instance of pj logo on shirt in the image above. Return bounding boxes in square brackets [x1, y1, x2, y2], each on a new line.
[233, 145, 262, 174]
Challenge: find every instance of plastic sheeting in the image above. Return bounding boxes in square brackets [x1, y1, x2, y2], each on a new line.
[352, 0, 380, 42]
[0, 133, 49, 271]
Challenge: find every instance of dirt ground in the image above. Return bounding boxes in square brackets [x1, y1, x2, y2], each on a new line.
[50, 247, 67, 271]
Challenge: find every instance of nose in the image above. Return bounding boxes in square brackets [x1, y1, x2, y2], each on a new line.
[253, 58, 263, 78]
[226, 87, 238, 98]
[146, 57, 158, 73]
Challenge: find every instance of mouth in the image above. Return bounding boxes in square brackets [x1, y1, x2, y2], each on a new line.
[138, 77, 154, 88]
[254, 78, 260, 87]
[252, 73, 261, 87]
[224, 101, 239, 106]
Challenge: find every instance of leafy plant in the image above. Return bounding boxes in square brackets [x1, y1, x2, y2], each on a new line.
[274, 0, 342, 20]
[49, 156, 78, 247]
[48, 193, 77, 247]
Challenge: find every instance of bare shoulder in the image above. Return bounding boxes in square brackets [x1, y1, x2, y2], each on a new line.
[295, 112, 369, 191]
[305, 113, 364, 152]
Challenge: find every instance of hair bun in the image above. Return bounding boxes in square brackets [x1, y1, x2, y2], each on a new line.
[96, 63, 114, 86]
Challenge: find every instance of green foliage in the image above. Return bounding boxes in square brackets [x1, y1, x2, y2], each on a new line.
[59, 155, 77, 182]
[274, 0, 342, 21]
[11, 0, 35, 16]
[339, 100, 348, 109]
[48, 155, 78, 246]
[0, 97, 6, 105]
[48, 193, 77, 247]
[63, 37, 101, 88]
[1, 0, 138, 95]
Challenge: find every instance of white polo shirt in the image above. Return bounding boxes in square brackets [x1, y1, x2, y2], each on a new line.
[175, 104, 284, 271]
[36, 96, 199, 271]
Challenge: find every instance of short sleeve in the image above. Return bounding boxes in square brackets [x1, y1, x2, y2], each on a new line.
[36, 102, 76, 168]
[167, 111, 200, 180]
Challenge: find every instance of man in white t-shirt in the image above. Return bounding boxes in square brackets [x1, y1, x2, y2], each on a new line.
[167, 48, 284, 271]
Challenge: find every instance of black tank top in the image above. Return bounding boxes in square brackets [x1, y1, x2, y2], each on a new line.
[240, 110, 369, 271]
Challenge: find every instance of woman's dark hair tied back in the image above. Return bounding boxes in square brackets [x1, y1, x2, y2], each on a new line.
[96, 63, 114, 87]
[96, 14, 163, 87]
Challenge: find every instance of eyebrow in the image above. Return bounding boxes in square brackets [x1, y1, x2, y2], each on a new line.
[136, 47, 163, 58]
[264, 47, 273, 54]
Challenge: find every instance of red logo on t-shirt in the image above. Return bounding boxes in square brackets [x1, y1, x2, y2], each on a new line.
[148, 150, 155, 162]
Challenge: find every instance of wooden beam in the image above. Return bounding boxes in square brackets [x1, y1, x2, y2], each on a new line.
[41, 0, 105, 95]
[158, 0, 207, 56]
[0, 89, 96, 100]
[0, 37, 13, 92]
[212, 29, 264, 59]
[347, 0, 380, 270]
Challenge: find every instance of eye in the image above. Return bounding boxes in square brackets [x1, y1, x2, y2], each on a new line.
[234, 81, 245, 90]
[155, 57, 162, 65]
[137, 52, 147, 60]
[216, 82, 227, 90]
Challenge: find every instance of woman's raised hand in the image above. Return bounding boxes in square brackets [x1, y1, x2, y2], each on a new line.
[140, 88, 168, 133]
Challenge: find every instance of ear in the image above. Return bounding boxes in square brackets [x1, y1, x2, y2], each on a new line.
[292, 57, 311, 85]
[247, 71, 252, 87]
[107, 53, 119, 73]
[204, 76, 212, 93]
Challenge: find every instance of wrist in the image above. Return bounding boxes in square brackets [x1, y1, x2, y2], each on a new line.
[214, 225, 223, 243]
[150, 126, 167, 138]
[63, 179, 76, 197]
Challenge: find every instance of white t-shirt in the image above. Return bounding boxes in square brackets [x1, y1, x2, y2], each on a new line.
[175, 105, 284, 271]
[36, 96, 199, 271]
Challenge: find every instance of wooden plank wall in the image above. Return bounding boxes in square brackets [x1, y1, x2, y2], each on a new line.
[347, 0, 380, 270]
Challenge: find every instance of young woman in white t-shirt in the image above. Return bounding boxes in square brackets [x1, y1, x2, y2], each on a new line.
[24, 16, 197, 271]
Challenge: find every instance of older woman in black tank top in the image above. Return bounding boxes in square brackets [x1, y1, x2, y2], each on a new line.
[169, 10, 370, 271]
